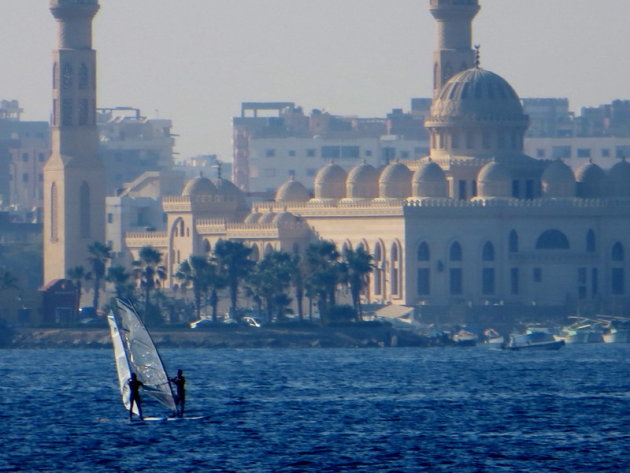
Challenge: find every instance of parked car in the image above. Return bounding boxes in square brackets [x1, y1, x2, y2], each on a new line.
[189, 318, 214, 329]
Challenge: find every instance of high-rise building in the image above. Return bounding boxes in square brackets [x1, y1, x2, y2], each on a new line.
[43, 0, 105, 283]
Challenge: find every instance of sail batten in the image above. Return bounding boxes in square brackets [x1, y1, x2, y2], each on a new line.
[109, 299, 177, 414]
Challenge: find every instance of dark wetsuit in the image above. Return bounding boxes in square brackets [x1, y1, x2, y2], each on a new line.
[128, 377, 144, 420]
[170, 374, 186, 417]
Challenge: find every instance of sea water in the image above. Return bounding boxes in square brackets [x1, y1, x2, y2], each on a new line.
[0, 345, 628, 472]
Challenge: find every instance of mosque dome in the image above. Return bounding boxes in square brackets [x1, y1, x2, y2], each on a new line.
[477, 160, 511, 198]
[426, 68, 528, 127]
[244, 212, 262, 224]
[412, 160, 448, 198]
[608, 159, 630, 197]
[378, 162, 412, 199]
[258, 212, 277, 224]
[575, 161, 608, 198]
[181, 176, 217, 197]
[275, 178, 310, 202]
[541, 160, 576, 198]
[346, 162, 379, 199]
[313, 163, 347, 200]
[273, 212, 300, 226]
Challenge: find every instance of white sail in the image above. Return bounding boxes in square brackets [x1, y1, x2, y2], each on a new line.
[107, 314, 138, 415]
[111, 298, 177, 413]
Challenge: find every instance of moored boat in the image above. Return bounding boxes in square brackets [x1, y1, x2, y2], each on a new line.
[502, 330, 565, 351]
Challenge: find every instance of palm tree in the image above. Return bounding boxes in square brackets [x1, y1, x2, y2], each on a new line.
[132, 246, 167, 322]
[342, 247, 374, 321]
[67, 265, 91, 310]
[214, 240, 254, 319]
[246, 250, 294, 323]
[305, 241, 343, 324]
[0, 266, 19, 290]
[86, 241, 111, 311]
[106, 265, 134, 301]
[291, 254, 306, 321]
[175, 256, 211, 321]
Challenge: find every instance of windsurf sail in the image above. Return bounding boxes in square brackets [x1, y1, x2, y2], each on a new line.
[109, 298, 177, 413]
[107, 313, 138, 415]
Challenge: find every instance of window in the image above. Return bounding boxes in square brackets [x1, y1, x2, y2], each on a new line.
[341, 146, 360, 159]
[586, 230, 596, 253]
[80, 182, 90, 238]
[577, 148, 591, 158]
[616, 146, 630, 159]
[38, 153, 45, 162]
[510, 268, 519, 294]
[449, 268, 463, 295]
[22, 153, 29, 162]
[458, 180, 467, 200]
[466, 132, 474, 149]
[417, 268, 430, 295]
[536, 230, 570, 249]
[417, 242, 430, 261]
[525, 180, 535, 200]
[612, 242, 624, 261]
[79, 99, 89, 125]
[288, 150, 296, 157]
[601, 148, 610, 158]
[306, 168, 317, 177]
[79, 63, 89, 89]
[450, 242, 462, 261]
[482, 268, 495, 295]
[62, 99, 73, 126]
[107, 213, 113, 224]
[536, 149, 546, 158]
[533, 268, 542, 283]
[265, 149, 275, 157]
[322, 146, 340, 159]
[512, 180, 520, 198]
[552, 146, 571, 159]
[22, 173, 28, 183]
[509, 230, 518, 253]
[365, 150, 373, 157]
[307, 149, 316, 158]
[482, 242, 494, 261]
[612, 268, 624, 295]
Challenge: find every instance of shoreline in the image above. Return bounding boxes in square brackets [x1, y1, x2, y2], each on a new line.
[4, 325, 441, 349]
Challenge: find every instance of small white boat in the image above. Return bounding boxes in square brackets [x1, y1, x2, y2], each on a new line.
[503, 331, 565, 351]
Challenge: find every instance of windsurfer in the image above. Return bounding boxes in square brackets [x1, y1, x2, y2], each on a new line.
[128, 372, 144, 420]
[170, 369, 186, 418]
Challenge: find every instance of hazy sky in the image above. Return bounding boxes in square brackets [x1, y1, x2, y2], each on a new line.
[1, 0, 629, 161]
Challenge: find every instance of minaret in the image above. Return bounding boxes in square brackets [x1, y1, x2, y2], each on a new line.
[44, 0, 105, 283]
[429, 0, 480, 98]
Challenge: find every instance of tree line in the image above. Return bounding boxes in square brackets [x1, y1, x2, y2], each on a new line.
[67, 240, 375, 326]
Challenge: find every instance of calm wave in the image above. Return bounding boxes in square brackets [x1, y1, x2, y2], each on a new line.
[1, 345, 629, 472]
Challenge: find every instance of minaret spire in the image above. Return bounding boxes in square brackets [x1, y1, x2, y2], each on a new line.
[430, 0, 480, 98]
[44, 0, 105, 284]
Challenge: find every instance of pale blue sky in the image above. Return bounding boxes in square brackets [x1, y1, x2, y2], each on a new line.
[1, 0, 628, 160]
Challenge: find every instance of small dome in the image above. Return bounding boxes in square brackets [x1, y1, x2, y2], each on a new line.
[181, 176, 216, 197]
[313, 163, 347, 200]
[244, 212, 262, 224]
[273, 212, 299, 226]
[379, 162, 412, 198]
[213, 178, 244, 201]
[477, 160, 511, 198]
[575, 162, 608, 198]
[427, 68, 528, 127]
[275, 179, 310, 202]
[608, 159, 630, 197]
[541, 160, 576, 198]
[412, 160, 448, 198]
[258, 212, 277, 224]
[346, 162, 379, 199]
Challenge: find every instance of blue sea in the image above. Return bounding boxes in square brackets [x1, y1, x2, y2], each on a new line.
[1, 345, 629, 472]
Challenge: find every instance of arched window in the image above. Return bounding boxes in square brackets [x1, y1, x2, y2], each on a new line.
[612, 242, 624, 262]
[79, 63, 89, 89]
[250, 245, 260, 262]
[203, 240, 211, 253]
[509, 230, 519, 253]
[50, 182, 58, 241]
[417, 242, 430, 262]
[586, 230, 596, 253]
[536, 230, 570, 250]
[264, 243, 274, 256]
[482, 242, 495, 261]
[391, 242, 401, 296]
[450, 242, 462, 262]
[374, 242, 384, 296]
[62, 63, 72, 89]
[79, 182, 90, 238]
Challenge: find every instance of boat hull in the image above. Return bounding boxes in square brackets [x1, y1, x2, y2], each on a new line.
[504, 340, 566, 351]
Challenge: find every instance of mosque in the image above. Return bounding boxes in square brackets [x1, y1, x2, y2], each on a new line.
[46, 0, 630, 319]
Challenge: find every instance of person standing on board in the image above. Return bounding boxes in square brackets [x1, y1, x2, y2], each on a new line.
[128, 372, 144, 421]
[170, 369, 186, 418]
